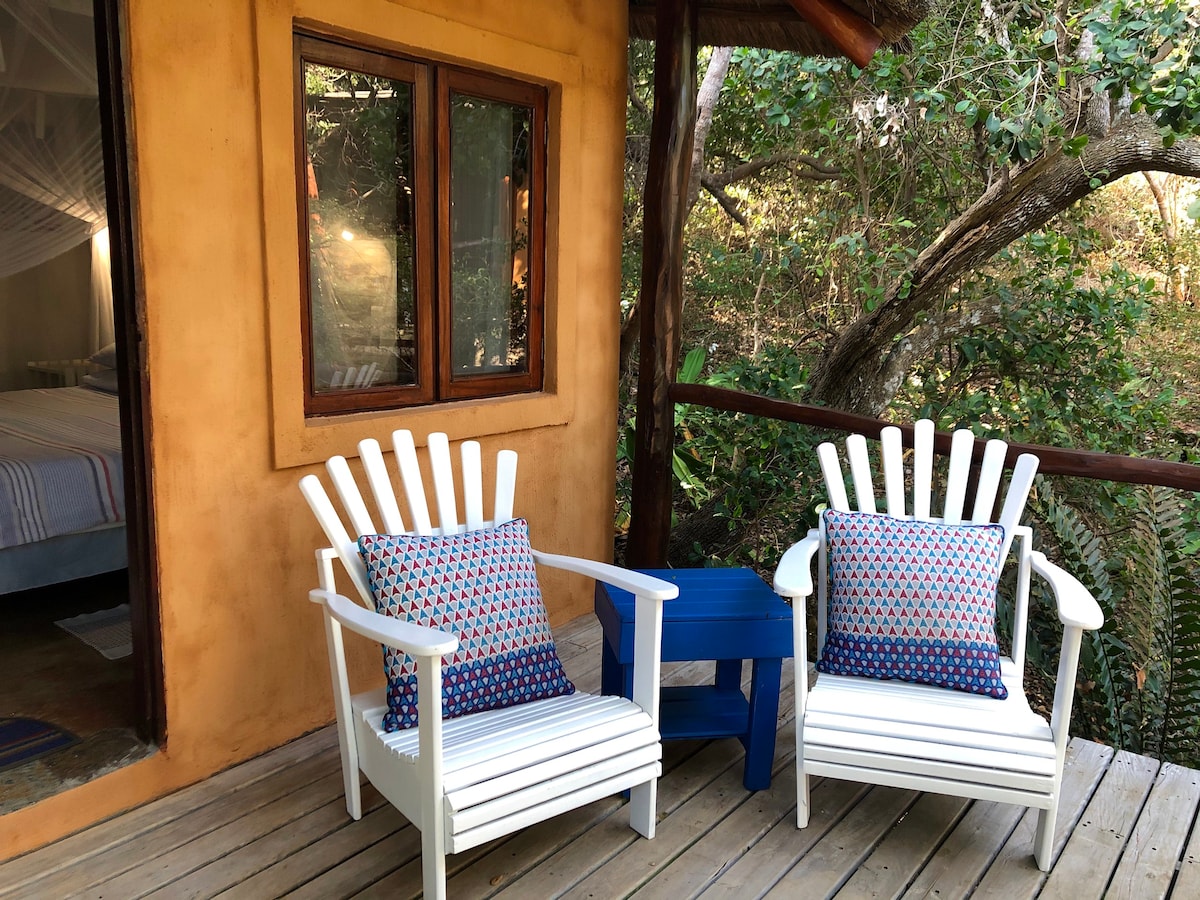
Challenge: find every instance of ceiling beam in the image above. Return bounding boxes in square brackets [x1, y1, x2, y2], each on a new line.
[786, 0, 883, 68]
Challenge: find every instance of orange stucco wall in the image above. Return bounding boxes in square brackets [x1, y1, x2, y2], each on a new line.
[1, 0, 628, 859]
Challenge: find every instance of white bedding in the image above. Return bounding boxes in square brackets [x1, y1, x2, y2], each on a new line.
[0, 386, 124, 550]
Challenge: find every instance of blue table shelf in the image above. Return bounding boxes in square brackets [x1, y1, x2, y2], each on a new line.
[594, 567, 793, 791]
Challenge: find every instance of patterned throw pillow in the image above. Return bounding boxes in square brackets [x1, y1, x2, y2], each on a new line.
[359, 518, 575, 731]
[819, 510, 1008, 699]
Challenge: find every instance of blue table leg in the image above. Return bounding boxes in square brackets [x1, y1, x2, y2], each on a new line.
[714, 659, 742, 692]
[742, 657, 783, 791]
[601, 638, 635, 701]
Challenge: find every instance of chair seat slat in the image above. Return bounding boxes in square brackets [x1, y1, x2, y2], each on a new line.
[805, 726, 1058, 777]
[447, 743, 662, 824]
[804, 710, 1054, 759]
[805, 751, 1056, 797]
[805, 672, 1051, 741]
[447, 762, 663, 853]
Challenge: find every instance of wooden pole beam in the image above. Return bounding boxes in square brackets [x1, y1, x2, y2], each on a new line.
[787, 0, 883, 69]
[627, 0, 699, 568]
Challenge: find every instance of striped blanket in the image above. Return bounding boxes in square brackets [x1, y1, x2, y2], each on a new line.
[0, 387, 124, 550]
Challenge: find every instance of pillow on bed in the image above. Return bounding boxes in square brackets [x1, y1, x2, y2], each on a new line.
[819, 509, 1008, 699]
[81, 370, 119, 394]
[89, 343, 118, 369]
[358, 517, 575, 732]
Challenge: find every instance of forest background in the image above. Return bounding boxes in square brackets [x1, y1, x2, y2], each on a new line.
[614, 1, 1200, 767]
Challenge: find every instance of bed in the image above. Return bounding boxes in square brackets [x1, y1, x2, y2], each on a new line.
[0, 385, 126, 594]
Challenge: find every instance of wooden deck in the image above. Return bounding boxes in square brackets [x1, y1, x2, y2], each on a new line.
[4, 613, 1200, 899]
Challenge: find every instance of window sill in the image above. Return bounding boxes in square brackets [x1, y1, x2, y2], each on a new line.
[273, 390, 570, 470]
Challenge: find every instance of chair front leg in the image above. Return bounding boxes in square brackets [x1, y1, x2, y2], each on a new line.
[320, 610, 362, 819]
[793, 595, 811, 828]
[1034, 804, 1057, 872]
[416, 653, 448, 900]
[629, 592, 667, 839]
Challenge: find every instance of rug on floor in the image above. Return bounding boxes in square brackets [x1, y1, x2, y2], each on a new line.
[54, 603, 133, 660]
[0, 718, 80, 773]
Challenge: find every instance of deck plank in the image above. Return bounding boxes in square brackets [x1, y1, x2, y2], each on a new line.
[1166, 778, 1200, 899]
[4, 743, 341, 898]
[558, 736, 799, 898]
[696, 777, 869, 899]
[1039, 750, 1161, 900]
[761, 784, 921, 897]
[215, 803, 409, 900]
[0, 727, 337, 898]
[968, 738, 1116, 899]
[140, 785, 386, 899]
[897, 740, 1110, 900]
[834, 791, 970, 899]
[629, 752, 799, 899]
[80, 770, 352, 899]
[1103, 762, 1200, 900]
[489, 737, 748, 898]
[8, 616, 1200, 900]
[281, 823, 422, 899]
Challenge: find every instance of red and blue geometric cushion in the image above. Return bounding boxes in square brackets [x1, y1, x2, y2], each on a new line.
[819, 510, 1009, 699]
[359, 517, 575, 732]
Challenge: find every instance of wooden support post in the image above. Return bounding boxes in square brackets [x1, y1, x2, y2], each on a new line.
[626, 0, 699, 568]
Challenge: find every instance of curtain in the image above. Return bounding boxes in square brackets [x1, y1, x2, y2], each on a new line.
[0, 0, 112, 351]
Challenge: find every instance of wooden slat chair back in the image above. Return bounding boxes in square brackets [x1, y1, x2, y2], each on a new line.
[775, 419, 1103, 872]
[299, 430, 677, 900]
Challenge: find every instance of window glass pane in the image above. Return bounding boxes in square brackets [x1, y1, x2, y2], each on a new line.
[303, 61, 418, 392]
[448, 92, 532, 376]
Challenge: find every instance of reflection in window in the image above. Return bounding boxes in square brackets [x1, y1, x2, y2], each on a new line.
[296, 35, 545, 415]
[303, 63, 417, 393]
[449, 94, 531, 376]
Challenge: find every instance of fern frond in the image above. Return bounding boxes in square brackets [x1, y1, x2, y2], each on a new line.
[1028, 476, 1131, 750]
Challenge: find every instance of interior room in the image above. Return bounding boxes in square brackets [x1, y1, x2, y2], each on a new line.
[0, 0, 151, 814]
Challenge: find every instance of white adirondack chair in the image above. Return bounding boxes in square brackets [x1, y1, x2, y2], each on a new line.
[299, 431, 677, 900]
[773, 419, 1104, 871]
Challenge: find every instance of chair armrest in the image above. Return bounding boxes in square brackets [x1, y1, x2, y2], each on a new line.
[1029, 552, 1104, 630]
[530, 550, 680, 602]
[309, 589, 459, 657]
[773, 530, 821, 598]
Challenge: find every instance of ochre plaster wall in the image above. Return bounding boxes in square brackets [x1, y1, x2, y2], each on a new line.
[0, 0, 628, 858]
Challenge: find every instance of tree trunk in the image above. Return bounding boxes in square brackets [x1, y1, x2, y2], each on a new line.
[806, 118, 1200, 416]
[1142, 171, 1185, 303]
[626, 0, 698, 568]
[686, 48, 734, 213]
[619, 46, 730, 380]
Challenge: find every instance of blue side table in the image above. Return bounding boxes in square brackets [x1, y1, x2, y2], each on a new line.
[594, 567, 793, 791]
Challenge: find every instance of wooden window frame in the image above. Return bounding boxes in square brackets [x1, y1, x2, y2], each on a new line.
[295, 33, 546, 417]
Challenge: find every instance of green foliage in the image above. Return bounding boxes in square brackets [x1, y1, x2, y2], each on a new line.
[906, 230, 1178, 452]
[672, 346, 823, 567]
[1026, 482, 1200, 763]
[619, 0, 1200, 765]
[1027, 480, 1132, 747]
[1086, 2, 1200, 144]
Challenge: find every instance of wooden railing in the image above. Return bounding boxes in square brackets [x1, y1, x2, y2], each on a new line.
[626, 381, 1200, 567]
[669, 383, 1200, 491]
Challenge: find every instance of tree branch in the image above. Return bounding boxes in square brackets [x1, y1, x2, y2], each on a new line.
[807, 117, 1200, 415]
[706, 152, 841, 189]
[699, 176, 749, 225]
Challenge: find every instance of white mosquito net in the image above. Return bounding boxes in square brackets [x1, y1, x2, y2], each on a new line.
[0, 0, 112, 349]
